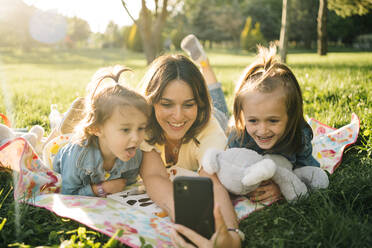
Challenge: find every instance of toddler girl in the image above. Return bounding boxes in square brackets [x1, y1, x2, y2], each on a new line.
[53, 65, 150, 197]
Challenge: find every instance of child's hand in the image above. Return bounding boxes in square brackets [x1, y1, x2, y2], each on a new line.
[248, 180, 282, 203]
[102, 178, 127, 194]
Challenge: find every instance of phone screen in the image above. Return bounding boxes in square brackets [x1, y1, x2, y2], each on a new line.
[173, 176, 215, 241]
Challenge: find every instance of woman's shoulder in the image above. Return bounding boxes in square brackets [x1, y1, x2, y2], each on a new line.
[139, 140, 162, 153]
[193, 116, 227, 155]
[196, 115, 226, 140]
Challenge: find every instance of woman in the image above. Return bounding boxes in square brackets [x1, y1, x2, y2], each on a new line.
[138, 54, 241, 247]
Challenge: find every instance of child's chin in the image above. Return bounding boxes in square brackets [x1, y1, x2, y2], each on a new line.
[256, 141, 275, 150]
[119, 154, 132, 162]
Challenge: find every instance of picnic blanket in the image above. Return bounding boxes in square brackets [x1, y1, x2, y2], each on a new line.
[0, 114, 360, 247]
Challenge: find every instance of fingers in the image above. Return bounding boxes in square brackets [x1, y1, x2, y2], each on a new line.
[170, 228, 196, 248]
[172, 224, 208, 247]
[259, 179, 272, 186]
[248, 181, 282, 203]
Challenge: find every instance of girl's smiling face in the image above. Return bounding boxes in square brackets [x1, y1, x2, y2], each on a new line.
[242, 87, 288, 150]
[153, 79, 198, 143]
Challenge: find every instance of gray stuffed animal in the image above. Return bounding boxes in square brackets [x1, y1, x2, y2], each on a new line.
[201, 148, 329, 202]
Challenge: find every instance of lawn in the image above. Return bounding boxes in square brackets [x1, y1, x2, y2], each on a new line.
[0, 47, 371, 247]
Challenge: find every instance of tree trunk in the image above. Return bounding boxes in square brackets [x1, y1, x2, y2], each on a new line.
[279, 0, 289, 63]
[137, 5, 157, 63]
[121, 0, 168, 64]
[317, 0, 328, 55]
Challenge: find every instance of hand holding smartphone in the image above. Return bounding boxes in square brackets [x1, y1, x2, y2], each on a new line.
[173, 176, 215, 241]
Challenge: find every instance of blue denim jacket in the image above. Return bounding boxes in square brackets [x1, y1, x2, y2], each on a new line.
[228, 124, 320, 169]
[53, 142, 142, 196]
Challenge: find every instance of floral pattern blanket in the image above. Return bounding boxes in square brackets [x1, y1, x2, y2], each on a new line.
[0, 114, 360, 247]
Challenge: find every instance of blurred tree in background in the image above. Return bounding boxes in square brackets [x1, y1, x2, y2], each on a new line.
[328, 0, 372, 17]
[67, 17, 91, 48]
[240, 17, 265, 51]
[1, 0, 372, 54]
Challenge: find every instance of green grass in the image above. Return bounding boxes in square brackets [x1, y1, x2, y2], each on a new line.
[0, 47, 371, 247]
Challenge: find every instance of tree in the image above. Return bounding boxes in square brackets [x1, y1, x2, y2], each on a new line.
[212, 2, 244, 47]
[328, 0, 372, 17]
[240, 17, 265, 51]
[279, 0, 289, 62]
[288, 0, 318, 49]
[104, 21, 122, 48]
[181, 0, 244, 47]
[0, 0, 36, 50]
[317, 0, 328, 55]
[240, 0, 282, 43]
[185, 0, 220, 46]
[127, 24, 143, 52]
[67, 17, 91, 47]
[121, 0, 169, 64]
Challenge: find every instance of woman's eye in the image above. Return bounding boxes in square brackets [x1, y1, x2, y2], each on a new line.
[270, 119, 280, 123]
[183, 103, 195, 108]
[138, 127, 146, 131]
[160, 103, 172, 107]
[247, 119, 257, 123]
[122, 128, 130, 133]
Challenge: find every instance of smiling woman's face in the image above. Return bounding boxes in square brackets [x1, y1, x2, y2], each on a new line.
[153, 79, 198, 142]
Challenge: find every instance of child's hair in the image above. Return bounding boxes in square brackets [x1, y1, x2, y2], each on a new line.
[76, 65, 151, 147]
[141, 54, 211, 145]
[233, 45, 307, 154]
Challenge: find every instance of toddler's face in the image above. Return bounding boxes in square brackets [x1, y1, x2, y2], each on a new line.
[242, 87, 288, 150]
[96, 105, 147, 162]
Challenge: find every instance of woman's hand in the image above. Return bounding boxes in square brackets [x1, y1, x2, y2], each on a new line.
[170, 205, 241, 248]
[247, 180, 282, 203]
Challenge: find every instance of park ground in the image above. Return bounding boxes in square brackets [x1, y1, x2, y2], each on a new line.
[0, 47, 371, 247]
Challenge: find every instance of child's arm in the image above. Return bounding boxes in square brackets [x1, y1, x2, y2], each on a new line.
[53, 144, 96, 196]
[91, 178, 127, 196]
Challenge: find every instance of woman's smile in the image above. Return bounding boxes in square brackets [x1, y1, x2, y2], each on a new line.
[154, 79, 198, 141]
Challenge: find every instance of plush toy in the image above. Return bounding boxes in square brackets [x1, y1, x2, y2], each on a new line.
[0, 123, 45, 154]
[201, 148, 329, 202]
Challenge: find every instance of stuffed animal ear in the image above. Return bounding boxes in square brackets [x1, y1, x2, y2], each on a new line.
[29, 125, 44, 143]
[201, 148, 221, 175]
[21, 133, 38, 147]
[0, 124, 15, 145]
[241, 159, 276, 186]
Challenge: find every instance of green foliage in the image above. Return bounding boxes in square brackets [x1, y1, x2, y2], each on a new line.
[127, 24, 143, 52]
[170, 28, 185, 50]
[240, 17, 266, 51]
[328, 0, 372, 17]
[103, 21, 124, 49]
[0, 0, 38, 50]
[240, 0, 282, 42]
[288, 0, 318, 49]
[67, 16, 91, 48]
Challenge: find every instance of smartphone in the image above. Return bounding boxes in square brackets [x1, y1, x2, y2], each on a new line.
[173, 176, 215, 241]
